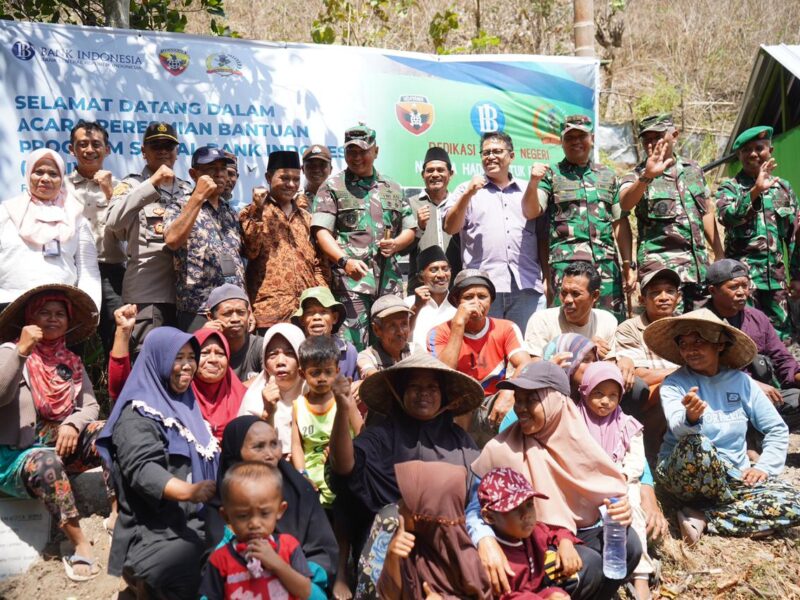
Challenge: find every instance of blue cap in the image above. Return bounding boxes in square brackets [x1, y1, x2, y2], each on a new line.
[192, 146, 227, 168]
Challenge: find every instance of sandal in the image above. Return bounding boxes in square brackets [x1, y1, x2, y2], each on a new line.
[677, 509, 705, 546]
[63, 554, 101, 582]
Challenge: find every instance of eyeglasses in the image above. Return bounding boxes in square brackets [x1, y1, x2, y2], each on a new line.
[480, 148, 507, 158]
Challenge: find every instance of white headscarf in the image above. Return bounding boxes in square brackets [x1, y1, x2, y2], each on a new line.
[4, 148, 83, 245]
[239, 323, 306, 453]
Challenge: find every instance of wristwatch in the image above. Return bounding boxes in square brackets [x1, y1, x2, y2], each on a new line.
[335, 256, 349, 269]
[638, 174, 654, 184]
[623, 260, 637, 270]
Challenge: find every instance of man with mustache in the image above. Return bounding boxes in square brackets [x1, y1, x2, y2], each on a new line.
[406, 146, 461, 292]
[715, 126, 799, 342]
[106, 121, 192, 353]
[443, 131, 544, 331]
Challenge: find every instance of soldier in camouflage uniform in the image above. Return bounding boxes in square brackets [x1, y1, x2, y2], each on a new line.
[715, 126, 799, 341]
[311, 125, 417, 350]
[522, 114, 635, 322]
[619, 113, 724, 312]
[106, 122, 193, 353]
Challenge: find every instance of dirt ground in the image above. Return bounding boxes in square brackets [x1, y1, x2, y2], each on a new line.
[1, 437, 799, 600]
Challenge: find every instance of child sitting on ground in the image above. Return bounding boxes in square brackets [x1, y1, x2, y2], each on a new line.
[200, 461, 312, 599]
[379, 460, 491, 599]
[578, 361, 653, 600]
[478, 467, 577, 600]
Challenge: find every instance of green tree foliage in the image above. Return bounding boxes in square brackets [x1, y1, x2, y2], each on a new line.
[0, 0, 238, 35]
[311, 0, 415, 46]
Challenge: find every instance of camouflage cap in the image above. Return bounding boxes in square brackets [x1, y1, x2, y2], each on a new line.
[561, 114, 594, 137]
[344, 124, 376, 149]
[731, 126, 773, 152]
[637, 113, 675, 137]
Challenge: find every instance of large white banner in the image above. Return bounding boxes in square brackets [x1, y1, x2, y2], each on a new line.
[0, 20, 598, 206]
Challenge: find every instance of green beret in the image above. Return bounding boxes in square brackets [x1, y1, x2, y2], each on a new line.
[732, 126, 773, 152]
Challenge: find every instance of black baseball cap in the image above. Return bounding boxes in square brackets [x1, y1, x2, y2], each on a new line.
[496, 361, 571, 397]
[143, 122, 178, 145]
[706, 259, 749, 286]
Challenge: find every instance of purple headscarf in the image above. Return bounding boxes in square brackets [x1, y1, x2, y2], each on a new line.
[97, 327, 219, 484]
[578, 362, 642, 463]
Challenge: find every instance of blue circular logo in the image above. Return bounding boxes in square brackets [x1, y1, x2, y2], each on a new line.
[11, 41, 35, 61]
[470, 101, 506, 134]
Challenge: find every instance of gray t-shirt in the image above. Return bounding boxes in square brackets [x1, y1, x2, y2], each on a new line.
[230, 333, 264, 382]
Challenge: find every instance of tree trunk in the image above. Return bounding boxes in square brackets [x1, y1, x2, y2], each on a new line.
[573, 0, 594, 57]
[103, 0, 129, 29]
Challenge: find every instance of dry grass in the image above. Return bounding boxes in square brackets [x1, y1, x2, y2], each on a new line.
[186, 0, 800, 138]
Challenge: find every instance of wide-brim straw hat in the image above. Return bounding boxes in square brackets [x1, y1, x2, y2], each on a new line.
[0, 284, 98, 345]
[643, 308, 756, 370]
[359, 353, 485, 416]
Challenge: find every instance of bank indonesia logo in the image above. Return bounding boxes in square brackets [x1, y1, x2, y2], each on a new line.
[159, 48, 190, 76]
[206, 53, 242, 77]
[12, 41, 35, 61]
[470, 101, 506, 134]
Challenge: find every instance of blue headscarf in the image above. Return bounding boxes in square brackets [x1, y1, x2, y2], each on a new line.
[97, 327, 219, 484]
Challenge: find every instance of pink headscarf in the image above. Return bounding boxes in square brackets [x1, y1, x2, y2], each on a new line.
[472, 387, 627, 533]
[578, 362, 643, 464]
[4, 148, 82, 245]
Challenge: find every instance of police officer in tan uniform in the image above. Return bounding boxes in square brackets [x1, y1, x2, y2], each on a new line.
[106, 122, 193, 352]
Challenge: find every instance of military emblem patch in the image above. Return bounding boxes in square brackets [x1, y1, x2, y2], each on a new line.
[395, 95, 434, 136]
[158, 48, 190, 76]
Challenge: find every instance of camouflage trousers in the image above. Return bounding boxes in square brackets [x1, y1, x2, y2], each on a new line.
[336, 290, 375, 352]
[750, 287, 792, 342]
[551, 259, 626, 323]
[677, 282, 709, 314]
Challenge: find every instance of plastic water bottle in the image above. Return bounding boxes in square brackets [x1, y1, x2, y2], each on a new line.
[600, 497, 627, 579]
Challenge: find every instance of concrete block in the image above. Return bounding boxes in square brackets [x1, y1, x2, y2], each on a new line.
[0, 498, 51, 579]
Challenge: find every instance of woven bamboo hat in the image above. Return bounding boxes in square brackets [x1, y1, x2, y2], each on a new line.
[359, 353, 485, 416]
[643, 308, 756, 370]
[0, 284, 98, 345]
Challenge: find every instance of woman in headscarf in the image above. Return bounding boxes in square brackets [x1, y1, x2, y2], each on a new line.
[327, 353, 485, 598]
[0, 284, 109, 581]
[0, 148, 100, 310]
[192, 328, 247, 441]
[470, 361, 642, 600]
[96, 327, 219, 599]
[644, 309, 800, 544]
[378, 460, 491, 599]
[238, 323, 306, 456]
[106, 325, 247, 442]
[207, 415, 337, 599]
[499, 333, 598, 432]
